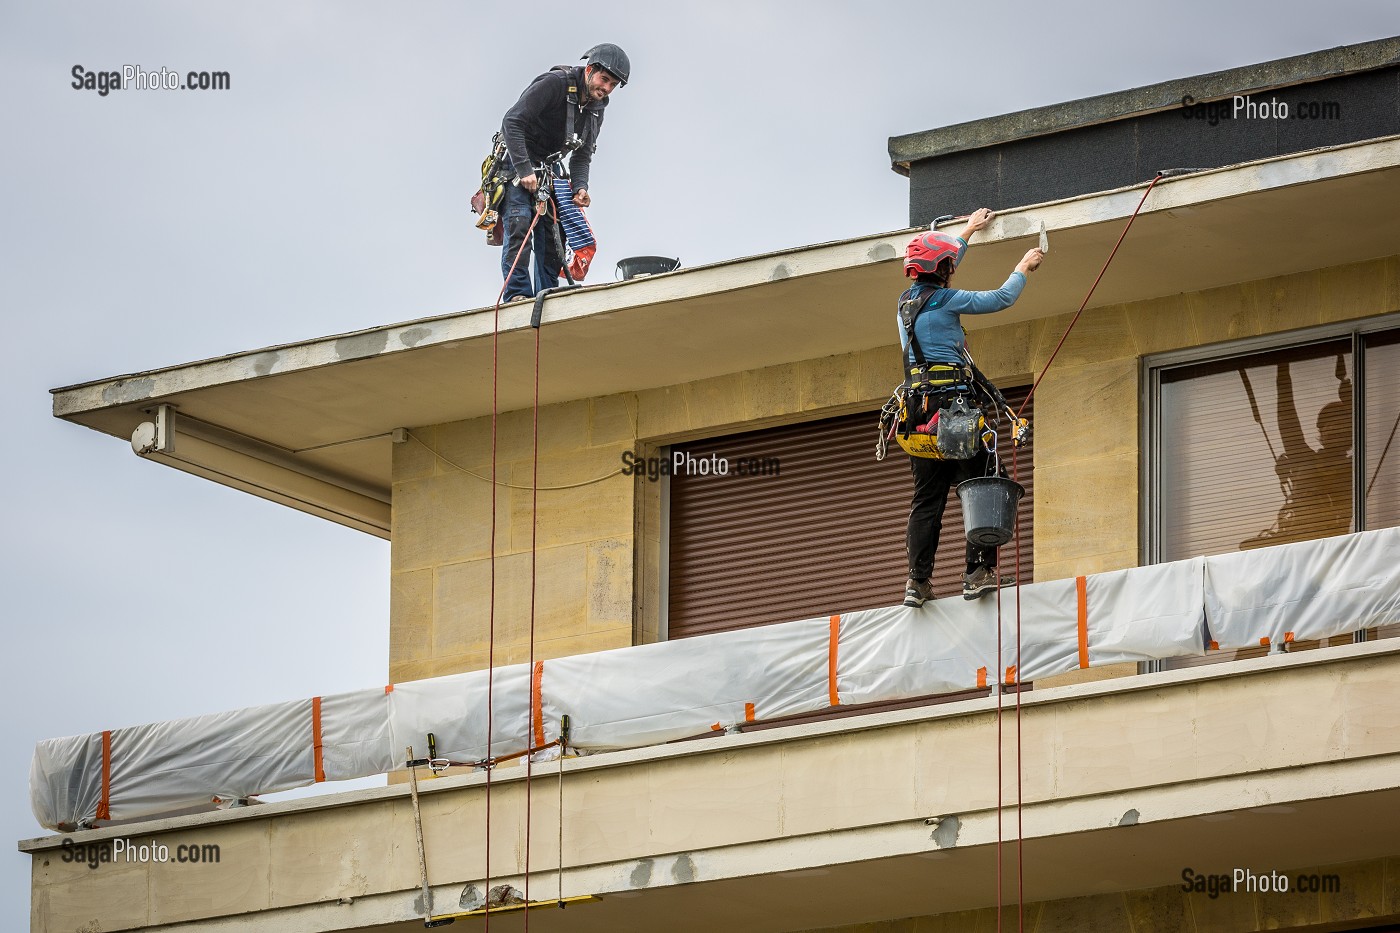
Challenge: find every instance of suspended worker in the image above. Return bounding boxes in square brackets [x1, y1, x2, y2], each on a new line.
[491, 44, 629, 301]
[897, 209, 1044, 608]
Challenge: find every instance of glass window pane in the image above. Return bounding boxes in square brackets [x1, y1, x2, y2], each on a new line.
[1160, 340, 1353, 562]
[1364, 330, 1400, 531]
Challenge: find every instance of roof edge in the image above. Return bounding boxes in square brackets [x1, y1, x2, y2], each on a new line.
[888, 36, 1400, 170]
[50, 134, 1400, 422]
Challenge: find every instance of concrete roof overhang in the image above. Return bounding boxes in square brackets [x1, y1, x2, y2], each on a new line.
[51, 136, 1400, 537]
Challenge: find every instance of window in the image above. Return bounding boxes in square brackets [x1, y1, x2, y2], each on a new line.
[1146, 321, 1400, 661]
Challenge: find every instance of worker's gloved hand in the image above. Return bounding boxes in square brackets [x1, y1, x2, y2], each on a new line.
[573, 187, 590, 208]
[519, 173, 539, 193]
[1017, 248, 1044, 274]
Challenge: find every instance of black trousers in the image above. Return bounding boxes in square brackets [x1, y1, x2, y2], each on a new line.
[906, 449, 997, 581]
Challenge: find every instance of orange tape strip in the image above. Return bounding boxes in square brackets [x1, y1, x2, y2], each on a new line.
[710, 723, 723, 732]
[828, 615, 841, 707]
[977, 668, 987, 689]
[384, 684, 394, 694]
[1284, 632, 1295, 643]
[1259, 637, 1270, 647]
[96, 730, 112, 822]
[1076, 575, 1089, 669]
[744, 702, 755, 723]
[311, 697, 325, 783]
[1209, 640, 1219, 651]
[1005, 665, 1017, 686]
[532, 661, 546, 747]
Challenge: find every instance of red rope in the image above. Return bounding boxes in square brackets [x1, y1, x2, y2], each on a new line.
[523, 196, 557, 931]
[996, 452, 1027, 933]
[484, 205, 542, 928]
[1012, 446, 1025, 933]
[995, 560, 1004, 931]
[996, 174, 1162, 929]
[1017, 174, 1163, 419]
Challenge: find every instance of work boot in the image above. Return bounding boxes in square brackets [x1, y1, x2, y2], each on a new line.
[962, 566, 1014, 600]
[903, 578, 935, 608]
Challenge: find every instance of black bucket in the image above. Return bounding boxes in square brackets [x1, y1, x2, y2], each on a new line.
[616, 256, 680, 280]
[956, 476, 1025, 547]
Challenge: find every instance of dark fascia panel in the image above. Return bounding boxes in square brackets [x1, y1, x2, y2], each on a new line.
[887, 35, 1400, 174]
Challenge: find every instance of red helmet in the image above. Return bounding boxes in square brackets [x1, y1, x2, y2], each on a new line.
[904, 231, 961, 279]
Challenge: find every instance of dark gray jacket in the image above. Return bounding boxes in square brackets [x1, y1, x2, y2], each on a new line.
[501, 65, 607, 192]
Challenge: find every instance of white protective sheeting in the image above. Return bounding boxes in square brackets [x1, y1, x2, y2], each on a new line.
[993, 576, 1080, 684]
[1002, 560, 1208, 681]
[836, 601, 996, 703]
[1086, 558, 1207, 663]
[321, 687, 396, 779]
[540, 616, 832, 749]
[29, 732, 106, 834]
[388, 665, 533, 765]
[37, 532, 1390, 830]
[30, 699, 318, 829]
[107, 700, 316, 818]
[1204, 527, 1400, 649]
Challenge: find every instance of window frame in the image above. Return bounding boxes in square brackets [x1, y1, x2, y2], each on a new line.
[1140, 311, 1400, 566]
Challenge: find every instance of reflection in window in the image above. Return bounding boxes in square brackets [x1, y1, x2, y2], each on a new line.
[1153, 325, 1400, 666]
[1160, 340, 1353, 562]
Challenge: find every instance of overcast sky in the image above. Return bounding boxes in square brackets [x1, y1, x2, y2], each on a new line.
[2, 2, 1395, 925]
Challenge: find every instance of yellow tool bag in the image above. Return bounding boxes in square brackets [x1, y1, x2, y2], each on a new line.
[470, 133, 510, 246]
[876, 388, 986, 460]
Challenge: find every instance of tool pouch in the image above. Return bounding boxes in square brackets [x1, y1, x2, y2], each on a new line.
[933, 397, 982, 460]
[894, 392, 983, 460]
[472, 133, 510, 244]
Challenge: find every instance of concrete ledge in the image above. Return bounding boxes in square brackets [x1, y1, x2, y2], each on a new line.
[21, 638, 1400, 931]
[21, 635, 1400, 854]
[888, 36, 1400, 171]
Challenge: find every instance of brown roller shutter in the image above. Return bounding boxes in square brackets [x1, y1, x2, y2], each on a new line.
[667, 387, 1034, 639]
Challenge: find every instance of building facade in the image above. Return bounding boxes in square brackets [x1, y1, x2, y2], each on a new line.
[25, 38, 1400, 933]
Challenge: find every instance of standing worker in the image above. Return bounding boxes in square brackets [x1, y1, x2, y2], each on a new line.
[497, 44, 629, 302]
[898, 209, 1044, 608]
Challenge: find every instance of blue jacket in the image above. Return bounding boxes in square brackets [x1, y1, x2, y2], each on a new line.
[897, 237, 1026, 366]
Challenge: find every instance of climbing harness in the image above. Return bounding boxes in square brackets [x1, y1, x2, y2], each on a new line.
[897, 286, 964, 392]
[471, 64, 591, 249]
[877, 282, 1030, 462]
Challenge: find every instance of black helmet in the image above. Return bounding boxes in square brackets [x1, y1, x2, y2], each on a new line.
[581, 43, 630, 86]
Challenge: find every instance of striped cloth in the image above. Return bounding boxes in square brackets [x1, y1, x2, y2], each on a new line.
[551, 176, 597, 281]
